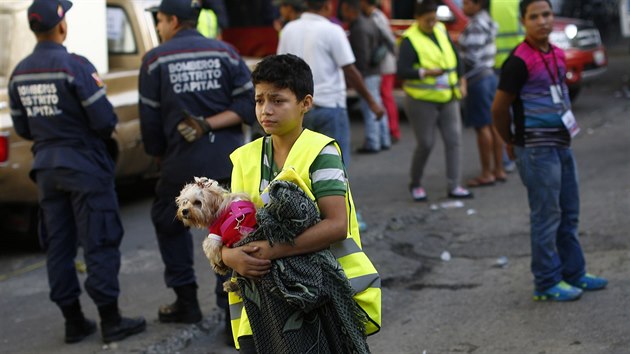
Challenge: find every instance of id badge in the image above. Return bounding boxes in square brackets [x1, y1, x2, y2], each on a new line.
[561, 110, 580, 138]
[550, 84, 563, 104]
[436, 73, 449, 89]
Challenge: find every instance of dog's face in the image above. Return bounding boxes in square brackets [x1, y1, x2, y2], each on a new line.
[175, 177, 226, 228]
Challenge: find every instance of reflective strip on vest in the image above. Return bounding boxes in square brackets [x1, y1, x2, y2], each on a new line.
[402, 22, 460, 103]
[227, 129, 382, 348]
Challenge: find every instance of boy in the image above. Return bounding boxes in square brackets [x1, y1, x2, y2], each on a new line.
[492, 0, 607, 302]
[221, 54, 381, 352]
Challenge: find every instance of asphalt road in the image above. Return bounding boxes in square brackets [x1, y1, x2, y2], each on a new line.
[1, 42, 628, 354]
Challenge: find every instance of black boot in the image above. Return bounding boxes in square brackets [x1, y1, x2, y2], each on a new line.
[158, 283, 202, 324]
[60, 300, 96, 344]
[98, 301, 146, 344]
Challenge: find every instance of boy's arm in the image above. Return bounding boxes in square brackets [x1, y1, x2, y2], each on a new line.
[221, 194, 348, 278]
[492, 89, 516, 144]
[253, 194, 348, 260]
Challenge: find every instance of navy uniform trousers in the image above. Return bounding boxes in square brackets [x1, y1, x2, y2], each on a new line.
[36, 168, 123, 307]
[151, 178, 230, 310]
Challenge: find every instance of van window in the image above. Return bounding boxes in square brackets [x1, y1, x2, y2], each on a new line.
[107, 6, 137, 54]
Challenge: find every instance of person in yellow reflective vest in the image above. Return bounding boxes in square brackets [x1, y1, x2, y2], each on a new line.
[490, 0, 522, 172]
[222, 53, 381, 352]
[197, 8, 218, 38]
[396, 0, 473, 202]
[490, 0, 524, 71]
[197, 0, 228, 39]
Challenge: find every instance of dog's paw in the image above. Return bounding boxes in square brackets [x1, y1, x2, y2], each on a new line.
[223, 280, 240, 294]
[212, 262, 230, 275]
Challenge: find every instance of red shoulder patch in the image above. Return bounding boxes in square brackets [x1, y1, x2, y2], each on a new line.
[91, 72, 104, 88]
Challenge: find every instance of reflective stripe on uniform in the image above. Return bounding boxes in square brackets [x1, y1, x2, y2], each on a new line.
[231, 81, 254, 96]
[147, 50, 240, 74]
[139, 94, 161, 108]
[81, 88, 106, 107]
[9, 72, 74, 89]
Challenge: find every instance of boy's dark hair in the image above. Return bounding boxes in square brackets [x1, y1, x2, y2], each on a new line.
[341, 0, 360, 10]
[251, 54, 314, 102]
[471, 0, 489, 10]
[415, 0, 438, 17]
[306, 0, 327, 11]
[519, 0, 552, 18]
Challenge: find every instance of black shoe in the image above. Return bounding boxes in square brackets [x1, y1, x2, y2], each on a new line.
[101, 316, 146, 344]
[158, 301, 202, 324]
[158, 283, 203, 324]
[355, 147, 379, 154]
[65, 318, 97, 344]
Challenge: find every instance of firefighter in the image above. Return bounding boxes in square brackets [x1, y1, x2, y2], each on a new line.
[8, 0, 146, 344]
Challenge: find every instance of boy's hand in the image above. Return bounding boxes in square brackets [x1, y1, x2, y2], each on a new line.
[177, 110, 212, 142]
[247, 240, 289, 260]
[222, 245, 271, 279]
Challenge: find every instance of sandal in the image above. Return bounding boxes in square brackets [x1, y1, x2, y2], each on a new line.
[466, 176, 496, 188]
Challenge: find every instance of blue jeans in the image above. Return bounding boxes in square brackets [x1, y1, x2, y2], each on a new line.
[304, 105, 351, 165]
[514, 146, 586, 291]
[359, 75, 390, 151]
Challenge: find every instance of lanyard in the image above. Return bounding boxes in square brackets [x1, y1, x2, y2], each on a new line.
[525, 39, 560, 85]
[539, 47, 560, 86]
[525, 40, 567, 109]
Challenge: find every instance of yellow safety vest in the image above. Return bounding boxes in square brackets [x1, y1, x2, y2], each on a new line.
[197, 8, 218, 39]
[402, 22, 461, 103]
[228, 129, 382, 348]
[490, 0, 524, 69]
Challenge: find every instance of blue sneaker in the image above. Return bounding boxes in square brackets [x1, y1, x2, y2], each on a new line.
[533, 281, 583, 302]
[568, 273, 608, 290]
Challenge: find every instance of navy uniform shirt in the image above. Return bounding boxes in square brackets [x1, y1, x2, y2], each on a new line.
[139, 29, 255, 185]
[8, 41, 117, 179]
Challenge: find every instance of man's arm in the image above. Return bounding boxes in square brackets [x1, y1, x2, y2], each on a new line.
[342, 64, 384, 118]
[492, 54, 526, 159]
[8, 78, 32, 140]
[74, 58, 118, 139]
[492, 89, 516, 144]
[138, 57, 167, 157]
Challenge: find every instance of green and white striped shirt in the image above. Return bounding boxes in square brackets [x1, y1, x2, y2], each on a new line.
[260, 136, 347, 200]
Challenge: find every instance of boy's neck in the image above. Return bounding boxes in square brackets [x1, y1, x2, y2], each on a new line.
[526, 36, 550, 52]
[271, 128, 304, 168]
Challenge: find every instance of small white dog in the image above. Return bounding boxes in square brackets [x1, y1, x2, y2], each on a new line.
[175, 177, 257, 275]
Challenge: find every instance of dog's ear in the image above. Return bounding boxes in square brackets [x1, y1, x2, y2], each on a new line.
[205, 179, 219, 189]
[194, 176, 210, 188]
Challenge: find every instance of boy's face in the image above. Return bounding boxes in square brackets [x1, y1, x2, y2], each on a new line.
[522, 1, 553, 43]
[463, 0, 481, 17]
[254, 82, 313, 136]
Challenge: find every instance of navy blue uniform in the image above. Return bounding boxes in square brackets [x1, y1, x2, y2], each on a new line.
[139, 29, 255, 293]
[8, 41, 123, 307]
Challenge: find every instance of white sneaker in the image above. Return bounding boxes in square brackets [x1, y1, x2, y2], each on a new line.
[411, 186, 427, 201]
[448, 186, 474, 199]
